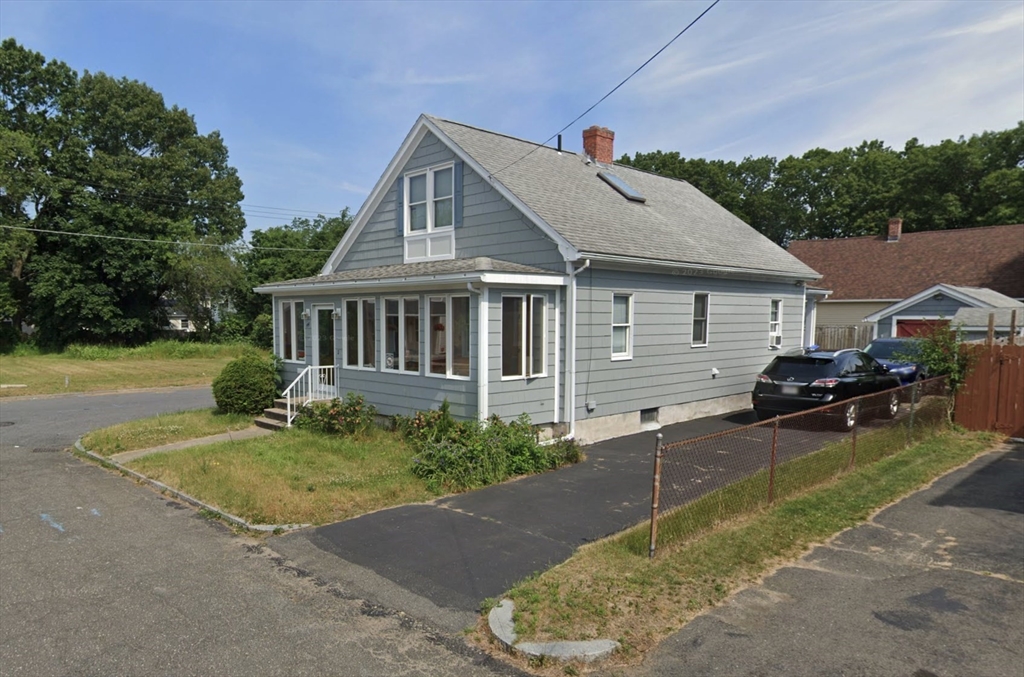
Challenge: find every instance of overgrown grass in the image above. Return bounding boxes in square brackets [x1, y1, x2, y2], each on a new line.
[491, 429, 997, 668]
[127, 428, 434, 525]
[81, 409, 254, 457]
[0, 341, 260, 396]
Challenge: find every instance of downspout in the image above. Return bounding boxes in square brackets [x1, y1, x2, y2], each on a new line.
[467, 283, 487, 421]
[566, 259, 591, 439]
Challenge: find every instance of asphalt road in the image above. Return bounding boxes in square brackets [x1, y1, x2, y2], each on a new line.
[0, 388, 517, 677]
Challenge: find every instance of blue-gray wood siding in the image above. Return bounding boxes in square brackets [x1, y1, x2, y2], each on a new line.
[334, 131, 564, 273]
[573, 268, 806, 420]
[274, 292, 476, 419]
[486, 287, 562, 424]
[875, 295, 973, 338]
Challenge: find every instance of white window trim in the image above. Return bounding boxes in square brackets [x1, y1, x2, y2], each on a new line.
[426, 294, 472, 381]
[382, 296, 421, 375]
[404, 162, 455, 235]
[769, 298, 783, 349]
[691, 292, 710, 348]
[342, 297, 377, 372]
[500, 294, 549, 381]
[280, 299, 306, 363]
[611, 293, 633, 361]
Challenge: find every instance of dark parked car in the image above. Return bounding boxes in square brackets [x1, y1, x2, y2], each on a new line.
[752, 349, 903, 430]
[863, 337, 928, 386]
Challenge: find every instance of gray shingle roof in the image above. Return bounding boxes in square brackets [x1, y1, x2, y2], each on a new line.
[429, 116, 818, 279]
[257, 257, 552, 289]
[952, 306, 1024, 328]
[946, 285, 1021, 308]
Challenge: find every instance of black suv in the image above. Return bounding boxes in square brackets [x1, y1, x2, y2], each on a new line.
[751, 349, 902, 430]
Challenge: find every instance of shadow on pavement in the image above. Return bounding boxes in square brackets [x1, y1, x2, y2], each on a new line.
[929, 444, 1024, 514]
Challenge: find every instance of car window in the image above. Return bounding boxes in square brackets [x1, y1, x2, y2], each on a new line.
[764, 357, 836, 379]
[862, 354, 882, 371]
[847, 354, 869, 373]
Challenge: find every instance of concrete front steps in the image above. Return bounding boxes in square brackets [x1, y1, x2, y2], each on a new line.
[254, 398, 291, 431]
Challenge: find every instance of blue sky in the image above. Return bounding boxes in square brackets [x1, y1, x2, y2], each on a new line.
[3, 0, 1022, 236]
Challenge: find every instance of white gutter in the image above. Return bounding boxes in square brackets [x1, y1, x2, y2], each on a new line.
[255, 271, 567, 295]
[577, 252, 817, 283]
[566, 258, 591, 439]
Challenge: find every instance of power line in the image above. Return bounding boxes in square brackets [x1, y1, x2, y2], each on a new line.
[490, 0, 721, 178]
[0, 224, 336, 253]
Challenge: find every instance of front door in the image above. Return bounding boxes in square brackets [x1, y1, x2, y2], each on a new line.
[311, 305, 337, 399]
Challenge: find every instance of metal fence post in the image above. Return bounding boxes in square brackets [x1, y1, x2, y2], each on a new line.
[849, 401, 858, 469]
[907, 381, 918, 445]
[768, 417, 779, 503]
[648, 433, 664, 560]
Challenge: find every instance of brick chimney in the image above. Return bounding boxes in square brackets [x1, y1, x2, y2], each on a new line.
[582, 126, 615, 164]
[887, 217, 902, 242]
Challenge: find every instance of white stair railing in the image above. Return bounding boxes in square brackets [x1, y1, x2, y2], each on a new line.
[281, 365, 338, 426]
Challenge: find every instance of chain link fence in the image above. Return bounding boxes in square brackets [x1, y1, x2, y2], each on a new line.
[647, 376, 949, 557]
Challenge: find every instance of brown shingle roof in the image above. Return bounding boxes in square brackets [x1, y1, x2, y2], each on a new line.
[787, 224, 1024, 301]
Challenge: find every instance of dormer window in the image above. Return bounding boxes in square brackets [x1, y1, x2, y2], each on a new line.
[398, 162, 462, 262]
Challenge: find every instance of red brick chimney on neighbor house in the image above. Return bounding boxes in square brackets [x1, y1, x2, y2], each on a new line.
[887, 217, 903, 242]
[583, 126, 615, 164]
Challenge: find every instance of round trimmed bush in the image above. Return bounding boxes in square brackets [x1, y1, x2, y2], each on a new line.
[212, 351, 278, 415]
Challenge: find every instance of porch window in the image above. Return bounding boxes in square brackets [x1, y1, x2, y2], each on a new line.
[280, 300, 305, 361]
[502, 294, 547, 378]
[769, 299, 783, 348]
[384, 297, 420, 373]
[692, 292, 709, 347]
[428, 295, 470, 379]
[343, 298, 376, 370]
[611, 294, 632, 360]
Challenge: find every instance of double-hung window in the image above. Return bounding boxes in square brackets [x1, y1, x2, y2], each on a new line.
[769, 299, 783, 348]
[501, 295, 547, 378]
[384, 297, 421, 373]
[692, 293, 709, 347]
[428, 295, 470, 378]
[280, 300, 305, 361]
[404, 164, 455, 262]
[611, 294, 632, 360]
[344, 299, 376, 370]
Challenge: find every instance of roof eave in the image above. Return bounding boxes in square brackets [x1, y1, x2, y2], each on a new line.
[577, 252, 820, 283]
[255, 270, 567, 295]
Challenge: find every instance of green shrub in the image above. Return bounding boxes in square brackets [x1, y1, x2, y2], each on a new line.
[211, 350, 279, 415]
[295, 393, 378, 436]
[402, 402, 582, 493]
[212, 313, 251, 344]
[250, 314, 274, 350]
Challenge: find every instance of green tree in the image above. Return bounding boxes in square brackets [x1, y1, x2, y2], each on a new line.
[235, 212, 352, 323]
[0, 39, 245, 347]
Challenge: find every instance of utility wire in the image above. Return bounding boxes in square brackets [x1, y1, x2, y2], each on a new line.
[0, 224, 336, 253]
[490, 0, 721, 178]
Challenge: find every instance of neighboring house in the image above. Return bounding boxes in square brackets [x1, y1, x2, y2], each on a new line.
[788, 221, 1024, 338]
[951, 305, 1024, 342]
[256, 115, 820, 442]
[863, 284, 1021, 339]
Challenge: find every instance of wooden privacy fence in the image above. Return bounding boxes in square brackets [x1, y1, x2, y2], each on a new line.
[955, 344, 1024, 438]
[815, 325, 873, 350]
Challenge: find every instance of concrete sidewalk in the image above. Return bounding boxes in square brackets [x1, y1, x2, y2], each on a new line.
[109, 425, 271, 462]
[619, 442, 1024, 677]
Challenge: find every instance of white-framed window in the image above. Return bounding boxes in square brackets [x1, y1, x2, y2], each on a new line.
[280, 300, 306, 362]
[692, 292, 709, 347]
[343, 298, 376, 370]
[769, 299, 783, 348]
[383, 297, 421, 373]
[406, 164, 453, 234]
[428, 295, 470, 379]
[611, 293, 633, 360]
[180, 318, 190, 330]
[501, 294, 548, 379]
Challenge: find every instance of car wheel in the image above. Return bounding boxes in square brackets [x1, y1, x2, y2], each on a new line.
[885, 391, 899, 419]
[754, 408, 774, 422]
[839, 401, 858, 431]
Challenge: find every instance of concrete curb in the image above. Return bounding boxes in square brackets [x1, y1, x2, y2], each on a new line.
[487, 598, 619, 663]
[74, 438, 309, 533]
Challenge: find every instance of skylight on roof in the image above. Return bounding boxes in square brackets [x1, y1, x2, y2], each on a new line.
[598, 171, 646, 203]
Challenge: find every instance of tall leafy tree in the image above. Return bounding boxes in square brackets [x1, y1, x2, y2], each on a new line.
[0, 39, 244, 347]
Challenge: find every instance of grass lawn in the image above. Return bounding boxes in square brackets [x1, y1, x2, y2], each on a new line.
[0, 342, 257, 397]
[127, 428, 434, 525]
[81, 409, 255, 457]
[487, 429, 998, 669]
